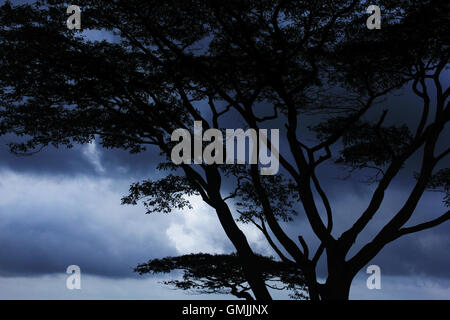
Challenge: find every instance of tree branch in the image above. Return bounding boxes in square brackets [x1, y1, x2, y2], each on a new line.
[397, 210, 450, 237]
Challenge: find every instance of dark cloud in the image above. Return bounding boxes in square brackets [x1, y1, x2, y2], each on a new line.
[0, 173, 181, 278]
[0, 69, 447, 299]
[0, 136, 164, 179]
[371, 226, 450, 278]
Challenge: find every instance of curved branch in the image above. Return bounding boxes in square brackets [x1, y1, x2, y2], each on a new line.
[397, 210, 450, 237]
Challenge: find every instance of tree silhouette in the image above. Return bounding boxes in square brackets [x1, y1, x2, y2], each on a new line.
[0, 0, 448, 300]
[134, 253, 307, 300]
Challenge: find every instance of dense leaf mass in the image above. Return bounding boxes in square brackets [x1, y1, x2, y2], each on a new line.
[135, 253, 307, 300]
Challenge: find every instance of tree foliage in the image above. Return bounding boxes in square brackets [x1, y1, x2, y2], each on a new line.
[135, 253, 307, 300]
[0, 0, 448, 300]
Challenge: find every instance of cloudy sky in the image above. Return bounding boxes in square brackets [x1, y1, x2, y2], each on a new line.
[0, 0, 449, 300]
[0, 88, 448, 299]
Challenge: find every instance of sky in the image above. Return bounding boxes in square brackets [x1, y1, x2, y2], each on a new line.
[0, 100, 448, 299]
[0, 0, 449, 300]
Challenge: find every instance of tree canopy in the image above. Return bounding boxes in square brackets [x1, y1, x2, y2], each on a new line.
[135, 253, 307, 300]
[0, 0, 448, 300]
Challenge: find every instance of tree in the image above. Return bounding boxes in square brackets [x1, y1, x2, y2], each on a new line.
[134, 253, 307, 300]
[0, 0, 448, 300]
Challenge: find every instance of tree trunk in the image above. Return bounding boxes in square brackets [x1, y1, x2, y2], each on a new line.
[214, 200, 272, 300]
[319, 274, 353, 300]
[302, 269, 321, 301]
